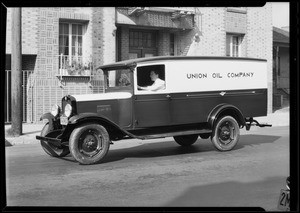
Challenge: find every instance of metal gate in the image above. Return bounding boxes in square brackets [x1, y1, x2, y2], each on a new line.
[5, 70, 35, 123]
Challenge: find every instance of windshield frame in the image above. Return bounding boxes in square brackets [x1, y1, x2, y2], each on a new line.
[102, 67, 134, 93]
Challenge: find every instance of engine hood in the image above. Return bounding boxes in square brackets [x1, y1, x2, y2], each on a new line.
[72, 92, 132, 102]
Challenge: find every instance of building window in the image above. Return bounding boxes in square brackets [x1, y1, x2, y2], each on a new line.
[129, 30, 156, 48]
[59, 23, 83, 64]
[226, 34, 244, 57]
[170, 33, 175, 56]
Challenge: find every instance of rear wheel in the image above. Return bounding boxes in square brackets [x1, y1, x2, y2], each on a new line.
[211, 115, 240, 151]
[69, 124, 110, 165]
[40, 123, 70, 157]
[174, 134, 198, 147]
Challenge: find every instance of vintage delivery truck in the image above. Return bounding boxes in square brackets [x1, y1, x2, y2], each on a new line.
[36, 56, 271, 164]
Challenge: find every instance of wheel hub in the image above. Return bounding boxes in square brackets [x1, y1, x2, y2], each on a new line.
[79, 131, 102, 156]
[218, 121, 234, 145]
[220, 128, 230, 140]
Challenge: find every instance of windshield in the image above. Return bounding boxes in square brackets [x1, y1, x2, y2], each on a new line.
[106, 69, 132, 88]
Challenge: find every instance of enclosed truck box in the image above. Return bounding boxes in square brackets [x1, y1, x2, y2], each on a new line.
[36, 56, 271, 164]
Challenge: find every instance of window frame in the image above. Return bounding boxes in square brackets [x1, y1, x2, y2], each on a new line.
[134, 64, 168, 95]
[59, 22, 84, 64]
[226, 34, 243, 57]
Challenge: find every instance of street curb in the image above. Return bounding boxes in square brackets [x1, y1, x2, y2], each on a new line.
[5, 139, 13, 147]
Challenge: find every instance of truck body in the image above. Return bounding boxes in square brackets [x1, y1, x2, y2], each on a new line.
[36, 56, 271, 164]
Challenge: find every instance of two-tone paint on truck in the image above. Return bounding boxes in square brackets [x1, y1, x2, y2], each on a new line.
[36, 56, 271, 165]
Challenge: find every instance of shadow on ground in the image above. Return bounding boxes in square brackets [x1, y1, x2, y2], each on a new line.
[61, 134, 281, 165]
[164, 176, 287, 211]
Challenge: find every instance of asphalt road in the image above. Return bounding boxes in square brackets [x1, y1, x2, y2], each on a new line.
[5, 126, 289, 210]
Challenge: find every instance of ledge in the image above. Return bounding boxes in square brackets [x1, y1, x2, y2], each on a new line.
[226, 7, 247, 14]
[56, 75, 91, 77]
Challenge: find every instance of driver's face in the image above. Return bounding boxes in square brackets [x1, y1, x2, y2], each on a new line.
[150, 71, 158, 81]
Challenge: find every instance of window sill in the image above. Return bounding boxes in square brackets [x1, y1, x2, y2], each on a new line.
[56, 75, 91, 78]
[226, 7, 247, 14]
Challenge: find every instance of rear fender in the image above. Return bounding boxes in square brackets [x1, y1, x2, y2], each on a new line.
[207, 104, 245, 128]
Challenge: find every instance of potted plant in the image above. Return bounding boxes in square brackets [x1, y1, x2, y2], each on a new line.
[66, 59, 84, 76]
[83, 61, 93, 76]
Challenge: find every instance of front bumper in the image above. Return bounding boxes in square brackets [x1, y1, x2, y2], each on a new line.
[36, 127, 70, 147]
[36, 135, 62, 147]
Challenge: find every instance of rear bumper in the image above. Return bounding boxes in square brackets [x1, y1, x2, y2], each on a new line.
[245, 118, 272, 130]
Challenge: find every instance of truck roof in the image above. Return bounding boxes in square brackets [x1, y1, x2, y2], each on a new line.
[97, 56, 267, 70]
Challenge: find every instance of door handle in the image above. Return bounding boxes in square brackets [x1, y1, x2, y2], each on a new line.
[166, 94, 171, 99]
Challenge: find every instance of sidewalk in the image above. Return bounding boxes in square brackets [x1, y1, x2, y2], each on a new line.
[4, 107, 290, 146]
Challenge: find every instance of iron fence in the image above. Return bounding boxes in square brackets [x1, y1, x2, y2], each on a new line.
[5, 70, 34, 123]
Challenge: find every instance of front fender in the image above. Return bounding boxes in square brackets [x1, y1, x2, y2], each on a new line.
[66, 113, 136, 139]
[40, 113, 59, 131]
[68, 113, 115, 125]
[207, 104, 245, 128]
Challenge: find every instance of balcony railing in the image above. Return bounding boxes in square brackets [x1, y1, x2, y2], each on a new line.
[58, 54, 93, 77]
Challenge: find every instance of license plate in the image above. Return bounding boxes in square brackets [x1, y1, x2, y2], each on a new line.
[60, 116, 68, 125]
[277, 189, 290, 211]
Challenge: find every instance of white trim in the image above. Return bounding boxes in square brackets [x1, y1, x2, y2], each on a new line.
[68, 24, 72, 64]
[73, 92, 132, 102]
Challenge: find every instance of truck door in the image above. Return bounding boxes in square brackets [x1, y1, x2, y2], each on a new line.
[133, 64, 170, 127]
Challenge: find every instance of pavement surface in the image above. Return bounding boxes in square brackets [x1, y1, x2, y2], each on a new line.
[4, 107, 289, 146]
[5, 126, 290, 209]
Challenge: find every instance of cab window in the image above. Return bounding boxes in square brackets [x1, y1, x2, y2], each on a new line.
[106, 69, 132, 88]
[137, 65, 166, 92]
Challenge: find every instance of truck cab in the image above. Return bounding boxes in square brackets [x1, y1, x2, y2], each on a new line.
[36, 56, 271, 165]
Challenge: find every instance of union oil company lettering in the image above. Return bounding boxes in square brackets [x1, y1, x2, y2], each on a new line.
[187, 72, 254, 80]
[227, 72, 254, 78]
[187, 73, 208, 79]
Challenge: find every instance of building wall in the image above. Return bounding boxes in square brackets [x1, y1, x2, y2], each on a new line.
[102, 7, 117, 64]
[6, 6, 273, 122]
[6, 7, 108, 122]
[158, 31, 171, 56]
[246, 3, 273, 113]
[278, 47, 289, 88]
[119, 26, 129, 61]
[184, 7, 226, 56]
[6, 8, 39, 55]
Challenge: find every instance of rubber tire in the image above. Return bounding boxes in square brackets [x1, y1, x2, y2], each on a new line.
[174, 134, 198, 147]
[211, 115, 240, 151]
[40, 123, 70, 157]
[69, 124, 110, 165]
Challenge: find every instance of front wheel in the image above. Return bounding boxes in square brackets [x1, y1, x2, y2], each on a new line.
[174, 134, 198, 147]
[211, 116, 240, 151]
[69, 124, 110, 165]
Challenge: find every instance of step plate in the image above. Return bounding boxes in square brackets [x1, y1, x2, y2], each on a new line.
[140, 129, 212, 140]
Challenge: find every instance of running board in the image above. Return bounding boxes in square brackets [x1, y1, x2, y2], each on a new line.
[135, 129, 212, 140]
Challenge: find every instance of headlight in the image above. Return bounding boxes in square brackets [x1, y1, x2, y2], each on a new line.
[64, 103, 72, 117]
[51, 104, 61, 117]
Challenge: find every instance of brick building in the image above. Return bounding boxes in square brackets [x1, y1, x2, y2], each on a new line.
[273, 26, 289, 110]
[5, 6, 273, 123]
